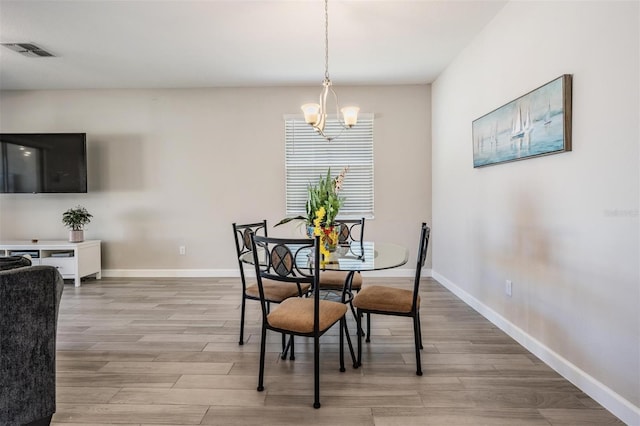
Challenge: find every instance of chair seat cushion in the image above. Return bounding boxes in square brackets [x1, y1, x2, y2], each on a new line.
[245, 279, 310, 303]
[318, 270, 362, 290]
[267, 298, 347, 334]
[353, 285, 419, 314]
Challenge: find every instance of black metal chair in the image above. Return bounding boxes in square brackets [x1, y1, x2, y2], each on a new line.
[249, 233, 355, 408]
[232, 221, 310, 349]
[353, 222, 430, 376]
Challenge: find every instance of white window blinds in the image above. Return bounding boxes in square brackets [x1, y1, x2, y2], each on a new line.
[284, 113, 374, 218]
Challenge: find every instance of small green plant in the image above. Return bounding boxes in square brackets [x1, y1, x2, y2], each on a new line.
[62, 205, 93, 231]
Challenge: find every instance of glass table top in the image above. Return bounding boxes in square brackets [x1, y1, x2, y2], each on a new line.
[241, 241, 409, 272]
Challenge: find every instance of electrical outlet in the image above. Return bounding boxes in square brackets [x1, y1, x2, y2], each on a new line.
[179, 245, 186, 255]
[505, 280, 512, 297]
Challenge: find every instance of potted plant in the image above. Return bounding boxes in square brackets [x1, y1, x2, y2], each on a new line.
[276, 167, 347, 256]
[276, 167, 348, 231]
[62, 205, 92, 243]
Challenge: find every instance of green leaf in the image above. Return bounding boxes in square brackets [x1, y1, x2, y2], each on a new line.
[274, 216, 307, 227]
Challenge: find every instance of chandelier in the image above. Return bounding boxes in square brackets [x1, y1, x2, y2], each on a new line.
[301, 0, 359, 142]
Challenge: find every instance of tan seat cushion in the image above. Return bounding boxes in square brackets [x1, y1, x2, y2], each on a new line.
[353, 285, 419, 314]
[245, 278, 310, 303]
[318, 270, 362, 290]
[267, 298, 347, 334]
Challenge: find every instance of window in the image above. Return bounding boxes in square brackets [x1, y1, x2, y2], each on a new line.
[284, 113, 374, 218]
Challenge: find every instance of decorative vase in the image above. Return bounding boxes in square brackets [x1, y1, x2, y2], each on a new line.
[320, 226, 338, 252]
[69, 230, 84, 243]
[307, 225, 338, 252]
[306, 225, 315, 238]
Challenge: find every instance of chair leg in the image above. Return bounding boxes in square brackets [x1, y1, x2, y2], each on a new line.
[349, 301, 368, 340]
[417, 311, 423, 350]
[290, 334, 295, 360]
[413, 314, 423, 376]
[348, 301, 363, 335]
[257, 325, 267, 391]
[281, 333, 287, 360]
[339, 318, 345, 372]
[342, 315, 357, 368]
[356, 309, 363, 367]
[313, 334, 321, 409]
[280, 334, 295, 360]
[351, 288, 367, 339]
[239, 296, 246, 345]
[365, 312, 371, 343]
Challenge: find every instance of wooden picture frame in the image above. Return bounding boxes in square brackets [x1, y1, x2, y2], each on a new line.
[472, 74, 572, 168]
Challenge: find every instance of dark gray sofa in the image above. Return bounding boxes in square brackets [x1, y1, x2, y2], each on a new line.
[0, 258, 64, 426]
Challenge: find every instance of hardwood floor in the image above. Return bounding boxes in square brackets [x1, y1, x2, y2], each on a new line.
[52, 277, 624, 425]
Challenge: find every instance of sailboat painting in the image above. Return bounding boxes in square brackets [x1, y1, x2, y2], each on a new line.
[472, 74, 572, 168]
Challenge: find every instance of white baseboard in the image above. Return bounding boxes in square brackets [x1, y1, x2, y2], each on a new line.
[101, 268, 431, 279]
[102, 269, 239, 278]
[432, 271, 640, 426]
[363, 268, 431, 278]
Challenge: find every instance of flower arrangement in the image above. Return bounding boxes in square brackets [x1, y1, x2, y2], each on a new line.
[276, 167, 348, 259]
[306, 167, 348, 227]
[276, 166, 348, 229]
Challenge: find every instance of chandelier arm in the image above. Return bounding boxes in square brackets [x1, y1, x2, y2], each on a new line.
[318, 125, 346, 143]
[314, 82, 329, 133]
[329, 84, 348, 129]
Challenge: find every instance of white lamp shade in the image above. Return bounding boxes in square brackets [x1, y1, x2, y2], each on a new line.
[301, 103, 321, 125]
[341, 106, 360, 126]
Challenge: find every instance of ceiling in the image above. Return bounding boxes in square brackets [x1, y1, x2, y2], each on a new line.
[0, 0, 507, 91]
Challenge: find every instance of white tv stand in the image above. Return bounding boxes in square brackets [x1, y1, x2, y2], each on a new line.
[0, 240, 101, 287]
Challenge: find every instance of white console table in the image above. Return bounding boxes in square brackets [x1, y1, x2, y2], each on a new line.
[0, 240, 101, 287]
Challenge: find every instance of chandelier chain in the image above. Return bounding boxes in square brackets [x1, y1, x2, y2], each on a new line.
[324, 0, 329, 81]
[299, 0, 357, 141]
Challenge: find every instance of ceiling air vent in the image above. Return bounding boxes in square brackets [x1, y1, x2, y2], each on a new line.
[1, 43, 55, 57]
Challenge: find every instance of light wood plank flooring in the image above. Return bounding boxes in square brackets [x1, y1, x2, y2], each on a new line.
[52, 277, 624, 425]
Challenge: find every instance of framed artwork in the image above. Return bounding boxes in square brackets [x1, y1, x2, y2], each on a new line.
[472, 74, 572, 168]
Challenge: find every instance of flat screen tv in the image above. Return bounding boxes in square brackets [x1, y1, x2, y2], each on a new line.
[0, 133, 88, 193]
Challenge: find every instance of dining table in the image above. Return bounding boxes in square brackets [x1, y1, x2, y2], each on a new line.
[241, 241, 408, 297]
[240, 239, 409, 312]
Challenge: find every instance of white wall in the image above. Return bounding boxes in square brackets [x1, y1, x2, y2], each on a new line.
[0, 85, 431, 274]
[432, 1, 639, 423]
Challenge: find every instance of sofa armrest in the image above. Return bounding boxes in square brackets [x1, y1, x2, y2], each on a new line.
[0, 255, 32, 271]
[0, 265, 64, 425]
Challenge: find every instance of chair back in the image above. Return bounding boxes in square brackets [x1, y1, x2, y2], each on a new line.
[411, 223, 431, 312]
[335, 218, 365, 245]
[250, 234, 321, 331]
[232, 221, 268, 289]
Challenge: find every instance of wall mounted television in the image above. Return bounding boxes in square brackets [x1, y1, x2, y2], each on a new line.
[0, 133, 88, 193]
